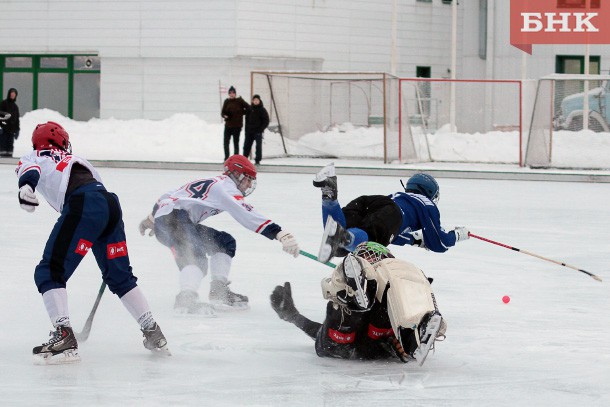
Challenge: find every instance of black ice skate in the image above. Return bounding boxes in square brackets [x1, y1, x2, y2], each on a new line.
[32, 325, 80, 365]
[174, 290, 216, 317]
[318, 217, 352, 264]
[313, 162, 338, 201]
[412, 311, 444, 366]
[209, 280, 249, 310]
[141, 322, 171, 355]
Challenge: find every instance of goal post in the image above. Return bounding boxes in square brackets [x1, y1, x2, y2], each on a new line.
[399, 78, 524, 166]
[525, 74, 610, 169]
[250, 71, 418, 163]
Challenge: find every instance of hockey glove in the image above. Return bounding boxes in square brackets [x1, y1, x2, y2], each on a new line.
[138, 214, 155, 236]
[276, 230, 300, 258]
[270, 282, 299, 323]
[409, 230, 427, 249]
[18, 185, 39, 213]
[454, 226, 470, 242]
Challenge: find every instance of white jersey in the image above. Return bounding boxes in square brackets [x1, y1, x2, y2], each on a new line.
[15, 149, 102, 212]
[154, 175, 275, 235]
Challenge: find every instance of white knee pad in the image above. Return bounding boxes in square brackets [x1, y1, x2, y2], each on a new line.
[373, 259, 437, 339]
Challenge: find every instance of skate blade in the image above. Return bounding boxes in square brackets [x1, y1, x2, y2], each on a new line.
[318, 218, 338, 263]
[413, 314, 443, 366]
[33, 349, 81, 365]
[209, 301, 250, 312]
[174, 304, 217, 318]
[150, 345, 172, 357]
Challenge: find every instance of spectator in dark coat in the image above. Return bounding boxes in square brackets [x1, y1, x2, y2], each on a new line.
[0, 88, 20, 157]
[221, 86, 249, 161]
[243, 95, 270, 165]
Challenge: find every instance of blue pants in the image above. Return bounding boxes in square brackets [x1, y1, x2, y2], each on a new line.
[34, 183, 138, 297]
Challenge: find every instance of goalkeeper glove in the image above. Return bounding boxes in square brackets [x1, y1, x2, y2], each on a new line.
[270, 282, 299, 323]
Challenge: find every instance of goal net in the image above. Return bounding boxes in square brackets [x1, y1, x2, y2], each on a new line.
[250, 71, 418, 163]
[399, 78, 524, 165]
[525, 74, 610, 169]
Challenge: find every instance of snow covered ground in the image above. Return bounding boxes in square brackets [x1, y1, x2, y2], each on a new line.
[1, 163, 609, 406]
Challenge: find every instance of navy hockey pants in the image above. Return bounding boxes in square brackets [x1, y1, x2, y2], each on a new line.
[154, 209, 236, 272]
[34, 183, 138, 297]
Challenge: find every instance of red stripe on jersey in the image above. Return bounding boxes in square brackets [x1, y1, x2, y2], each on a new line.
[255, 219, 271, 233]
[22, 165, 41, 174]
[55, 156, 72, 172]
[367, 324, 394, 340]
[328, 328, 356, 344]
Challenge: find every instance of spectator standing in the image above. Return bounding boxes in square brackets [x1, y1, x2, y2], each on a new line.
[243, 94, 269, 165]
[0, 88, 20, 157]
[221, 86, 249, 161]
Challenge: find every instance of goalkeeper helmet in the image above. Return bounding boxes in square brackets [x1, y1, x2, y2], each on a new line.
[223, 154, 257, 196]
[352, 241, 394, 266]
[403, 173, 439, 204]
[32, 121, 72, 153]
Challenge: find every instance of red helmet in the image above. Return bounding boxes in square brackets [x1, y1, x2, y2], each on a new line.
[223, 155, 257, 196]
[32, 121, 71, 153]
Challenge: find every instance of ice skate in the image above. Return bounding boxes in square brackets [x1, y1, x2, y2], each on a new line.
[141, 322, 171, 356]
[174, 290, 216, 317]
[313, 162, 338, 201]
[341, 254, 374, 311]
[209, 280, 249, 311]
[32, 326, 81, 365]
[412, 311, 444, 366]
[318, 217, 352, 264]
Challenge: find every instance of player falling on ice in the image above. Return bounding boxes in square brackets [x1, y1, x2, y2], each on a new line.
[313, 163, 470, 263]
[16, 121, 169, 364]
[138, 154, 300, 313]
[271, 242, 446, 365]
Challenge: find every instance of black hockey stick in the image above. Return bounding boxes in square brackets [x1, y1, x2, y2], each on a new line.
[299, 250, 337, 268]
[75, 282, 107, 342]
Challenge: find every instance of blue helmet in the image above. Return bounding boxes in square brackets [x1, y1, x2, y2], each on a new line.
[403, 173, 440, 203]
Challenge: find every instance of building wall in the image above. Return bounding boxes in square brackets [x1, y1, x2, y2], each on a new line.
[0, 0, 608, 121]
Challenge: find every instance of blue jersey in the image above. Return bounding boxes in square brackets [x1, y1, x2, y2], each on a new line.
[389, 192, 457, 253]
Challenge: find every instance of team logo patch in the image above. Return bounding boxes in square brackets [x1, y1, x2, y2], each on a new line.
[75, 239, 92, 256]
[367, 324, 394, 339]
[328, 328, 356, 344]
[107, 241, 128, 259]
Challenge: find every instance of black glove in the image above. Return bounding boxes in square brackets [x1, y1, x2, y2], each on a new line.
[270, 282, 299, 323]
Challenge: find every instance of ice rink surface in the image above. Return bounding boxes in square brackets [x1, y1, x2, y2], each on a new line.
[1, 164, 609, 406]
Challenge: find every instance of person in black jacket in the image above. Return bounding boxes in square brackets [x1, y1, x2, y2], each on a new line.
[0, 88, 20, 157]
[243, 94, 269, 165]
[221, 86, 249, 161]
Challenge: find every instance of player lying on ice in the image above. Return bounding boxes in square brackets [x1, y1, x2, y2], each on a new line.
[313, 163, 470, 264]
[16, 122, 169, 364]
[138, 154, 300, 313]
[270, 242, 446, 365]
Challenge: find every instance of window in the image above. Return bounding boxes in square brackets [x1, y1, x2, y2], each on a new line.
[0, 54, 100, 120]
[416, 0, 432, 3]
